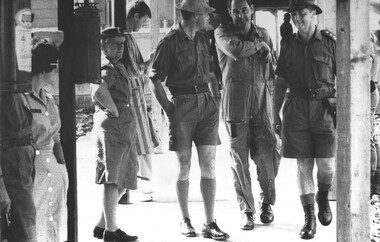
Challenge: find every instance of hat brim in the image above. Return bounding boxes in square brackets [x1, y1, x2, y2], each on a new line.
[100, 33, 127, 39]
[32, 29, 64, 47]
[287, 4, 322, 15]
[176, 3, 215, 14]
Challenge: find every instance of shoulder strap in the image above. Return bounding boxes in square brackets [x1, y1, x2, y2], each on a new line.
[321, 29, 336, 42]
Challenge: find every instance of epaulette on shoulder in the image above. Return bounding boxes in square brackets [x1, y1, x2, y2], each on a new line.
[163, 28, 177, 40]
[321, 29, 336, 42]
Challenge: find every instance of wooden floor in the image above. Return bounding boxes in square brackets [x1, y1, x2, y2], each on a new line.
[76, 125, 337, 242]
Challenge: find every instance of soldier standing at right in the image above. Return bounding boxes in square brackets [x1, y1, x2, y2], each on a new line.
[274, 0, 336, 239]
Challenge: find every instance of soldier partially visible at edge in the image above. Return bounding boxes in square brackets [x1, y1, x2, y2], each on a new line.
[274, 0, 336, 239]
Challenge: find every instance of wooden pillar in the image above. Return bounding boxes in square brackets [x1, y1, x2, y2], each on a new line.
[336, 0, 371, 241]
[149, 0, 166, 152]
[114, 0, 126, 29]
[274, 8, 279, 55]
[58, 1, 78, 241]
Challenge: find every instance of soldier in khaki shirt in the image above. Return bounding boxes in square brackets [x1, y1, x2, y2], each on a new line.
[274, 0, 336, 239]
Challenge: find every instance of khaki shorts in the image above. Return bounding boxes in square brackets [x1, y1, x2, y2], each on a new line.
[281, 97, 336, 158]
[168, 92, 221, 151]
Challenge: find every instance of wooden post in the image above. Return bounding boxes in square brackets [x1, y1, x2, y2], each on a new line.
[336, 0, 371, 241]
[114, 0, 126, 29]
[274, 8, 279, 55]
[58, 0, 78, 241]
[150, 0, 166, 153]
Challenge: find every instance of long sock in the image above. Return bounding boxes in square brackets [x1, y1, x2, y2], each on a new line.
[317, 182, 331, 192]
[200, 177, 216, 224]
[176, 179, 190, 219]
[300, 193, 315, 207]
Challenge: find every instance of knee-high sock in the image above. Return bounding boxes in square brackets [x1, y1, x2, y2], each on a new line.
[200, 177, 216, 224]
[300, 193, 315, 207]
[176, 179, 190, 219]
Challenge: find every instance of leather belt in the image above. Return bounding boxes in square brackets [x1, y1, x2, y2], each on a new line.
[115, 102, 131, 109]
[1, 134, 33, 149]
[169, 84, 209, 95]
[289, 88, 335, 100]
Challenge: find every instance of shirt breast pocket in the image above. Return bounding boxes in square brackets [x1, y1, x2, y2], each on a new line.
[313, 55, 333, 83]
[177, 50, 195, 72]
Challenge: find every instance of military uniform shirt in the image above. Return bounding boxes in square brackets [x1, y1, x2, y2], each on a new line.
[276, 28, 336, 89]
[149, 23, 211, 88]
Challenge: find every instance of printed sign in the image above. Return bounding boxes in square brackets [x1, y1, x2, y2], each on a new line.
[14, 8, 33, 72]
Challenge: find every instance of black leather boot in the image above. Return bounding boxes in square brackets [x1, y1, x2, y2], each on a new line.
[299, 204, 316, 239]
[372, 171, 380, 196]
[316, 191, 332, 226]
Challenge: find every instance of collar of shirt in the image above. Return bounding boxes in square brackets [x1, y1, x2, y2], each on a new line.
[176, 23, 202, 41]
[295, 26, 322, 44]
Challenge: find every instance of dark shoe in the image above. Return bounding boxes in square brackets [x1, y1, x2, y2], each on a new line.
[118, 190, 131, 205]
[260, 203, 274, 224]
[240, 212, 254, 230]
[103, 229, 138, 242]
[180, 217, 196, 237]
[316, 191, 332, 226]
[93, 226, 104, 239]
[202, 220, 229, 241]
[299, 204, 316, 240]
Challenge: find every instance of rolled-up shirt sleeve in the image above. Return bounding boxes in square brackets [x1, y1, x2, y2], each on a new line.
[149, 38, 172, 82]
[215, 24, 260, 60]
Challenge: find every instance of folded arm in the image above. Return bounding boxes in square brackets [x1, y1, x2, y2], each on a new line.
[215, 26, 264, 60]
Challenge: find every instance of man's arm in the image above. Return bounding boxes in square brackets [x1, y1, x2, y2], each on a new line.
[150, 78, 174, 116]
[207, 72, 220, 98]
[273, 76, 288, 134]
[214, 25, 270, 60]
[0, 165, 11, 215]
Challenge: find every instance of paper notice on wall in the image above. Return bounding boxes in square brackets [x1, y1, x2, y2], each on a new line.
[14, 8, 33, 72]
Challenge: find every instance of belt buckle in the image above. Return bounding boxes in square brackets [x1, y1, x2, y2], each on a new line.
[195, 85, 199, 93]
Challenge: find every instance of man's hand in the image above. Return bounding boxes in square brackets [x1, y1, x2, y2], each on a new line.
[255, 41, 272, 63]
[164, 100, 174, 116]
[273, 114, 282, 136]
[0, 179, 11, 214]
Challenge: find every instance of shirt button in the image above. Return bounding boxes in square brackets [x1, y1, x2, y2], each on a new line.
[47, 172, 52, 177]
[46, 158, 50, 163]
[48, 187, 53, 192]
[36, 150, 40, 155]
[45, 111, 49, 116]
[49, 216, 53, 222]
[48, 202, 53, 206]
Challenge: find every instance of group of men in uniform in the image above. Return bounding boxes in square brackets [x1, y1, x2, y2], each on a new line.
[149, 0, 337, 240]
[0, 0, 339, 241]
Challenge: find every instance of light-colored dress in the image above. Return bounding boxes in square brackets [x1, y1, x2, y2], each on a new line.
[25, 89, 69, 242]
[121, 33, 154, 180]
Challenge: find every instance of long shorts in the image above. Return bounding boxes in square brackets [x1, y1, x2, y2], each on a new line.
[282, 97, 336, 158]
[1, 145, 37, 242]
[168, 92, 221, 151]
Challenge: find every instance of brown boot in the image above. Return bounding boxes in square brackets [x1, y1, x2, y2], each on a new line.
[299, 204, 316, 239]
[316, 191, 332, 226]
